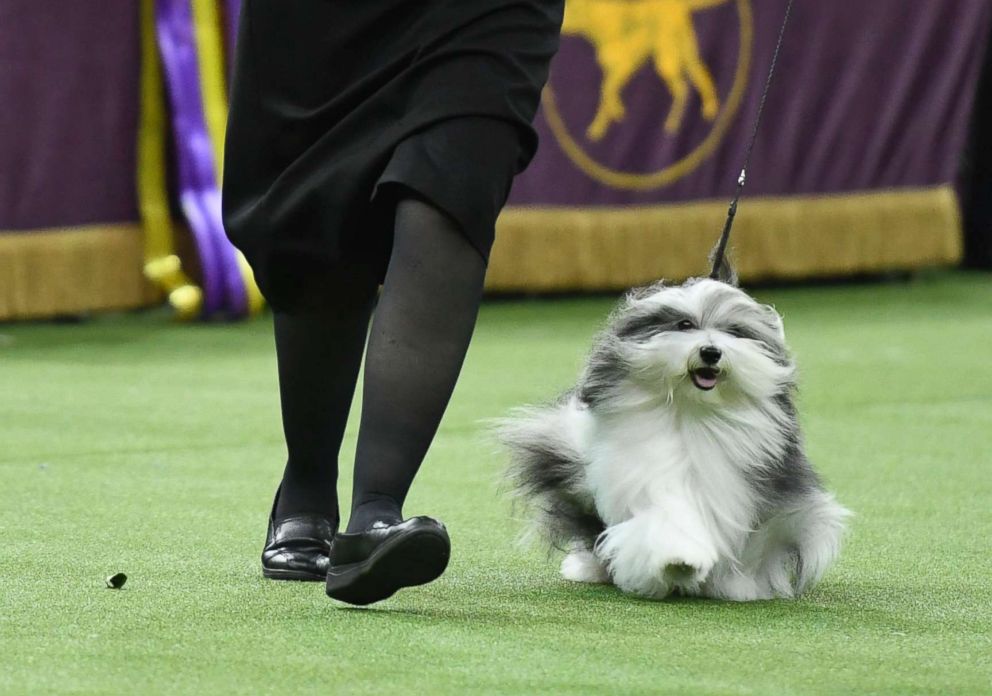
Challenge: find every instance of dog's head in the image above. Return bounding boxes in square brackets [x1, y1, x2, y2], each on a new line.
[580, 278, 795, 409]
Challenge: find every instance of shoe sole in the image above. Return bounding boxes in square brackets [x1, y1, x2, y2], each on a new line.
[325, 526, 450, 606]
[262, 567, 326, 582]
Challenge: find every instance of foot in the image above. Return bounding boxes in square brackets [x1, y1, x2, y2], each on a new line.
[345, 497, 402, 534]
[325, 516, 450, 605]
[262, 513, 336, 581]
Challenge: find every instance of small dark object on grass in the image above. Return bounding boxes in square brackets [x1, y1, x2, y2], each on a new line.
[105, 573, 127, 589]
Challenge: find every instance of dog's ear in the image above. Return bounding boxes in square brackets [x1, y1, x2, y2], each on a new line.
[707, 244, 739, 287]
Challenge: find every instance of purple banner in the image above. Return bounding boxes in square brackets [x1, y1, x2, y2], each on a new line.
[0, 1, 140, 230]
[3, 2, 988, 238]
[509, 0, 992, 206]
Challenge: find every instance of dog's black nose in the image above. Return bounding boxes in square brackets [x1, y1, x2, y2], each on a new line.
[699, 345, 722, 365]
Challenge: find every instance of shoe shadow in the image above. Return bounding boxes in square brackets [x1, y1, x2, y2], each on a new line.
[333, 604, 516, 626]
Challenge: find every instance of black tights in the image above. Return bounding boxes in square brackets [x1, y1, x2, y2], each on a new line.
[272, 196, 487, 533]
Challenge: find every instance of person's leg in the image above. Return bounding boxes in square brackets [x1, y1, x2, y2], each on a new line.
[346, 194, 487, 532]
[272, 267, 379, 522]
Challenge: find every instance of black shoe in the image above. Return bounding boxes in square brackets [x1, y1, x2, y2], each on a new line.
[325, 517, 450, 605]
[262, 492, 337, 582]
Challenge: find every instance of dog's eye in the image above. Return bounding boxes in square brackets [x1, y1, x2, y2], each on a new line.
[725, 325, 754, 340]
[676, 319, 695, 331]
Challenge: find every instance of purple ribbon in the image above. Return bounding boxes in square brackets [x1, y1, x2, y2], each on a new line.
[155, 0, 247, 317]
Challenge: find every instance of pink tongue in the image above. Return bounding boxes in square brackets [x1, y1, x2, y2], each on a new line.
[693, 373, 718, 389]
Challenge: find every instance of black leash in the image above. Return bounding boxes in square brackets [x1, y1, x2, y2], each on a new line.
[710, 0, 795, 279]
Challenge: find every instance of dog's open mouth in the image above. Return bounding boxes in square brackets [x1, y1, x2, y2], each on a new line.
[690, 367, 721, 391]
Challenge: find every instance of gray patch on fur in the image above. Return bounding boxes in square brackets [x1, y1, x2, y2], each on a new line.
[500, 392, 605, 551]
[745, 391, 823, 513]
[577, 337, 628, 407]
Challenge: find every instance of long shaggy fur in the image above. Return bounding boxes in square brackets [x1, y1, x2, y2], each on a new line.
[497, 276, 849, 601]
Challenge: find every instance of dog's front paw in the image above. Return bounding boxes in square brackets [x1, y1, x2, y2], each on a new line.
[655, 532, 717, 592]
[596, 517, 718, 598]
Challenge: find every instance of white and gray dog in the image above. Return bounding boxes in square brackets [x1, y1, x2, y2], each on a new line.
[498, 271, 849, 601]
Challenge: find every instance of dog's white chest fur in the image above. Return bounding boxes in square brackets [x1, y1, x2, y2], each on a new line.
[585, 403, 770, 550]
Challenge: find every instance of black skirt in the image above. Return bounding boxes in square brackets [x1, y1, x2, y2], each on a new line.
[222, 0, 564, 309]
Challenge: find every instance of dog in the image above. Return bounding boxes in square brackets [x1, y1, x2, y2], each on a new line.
[497, 269, 849, 601]
[561, 0, 728, 139]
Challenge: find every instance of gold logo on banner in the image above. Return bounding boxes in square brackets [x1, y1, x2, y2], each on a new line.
[545, 0, 752, 190]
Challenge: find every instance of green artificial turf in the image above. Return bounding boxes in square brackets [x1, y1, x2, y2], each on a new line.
[1, 271, 990, 694]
